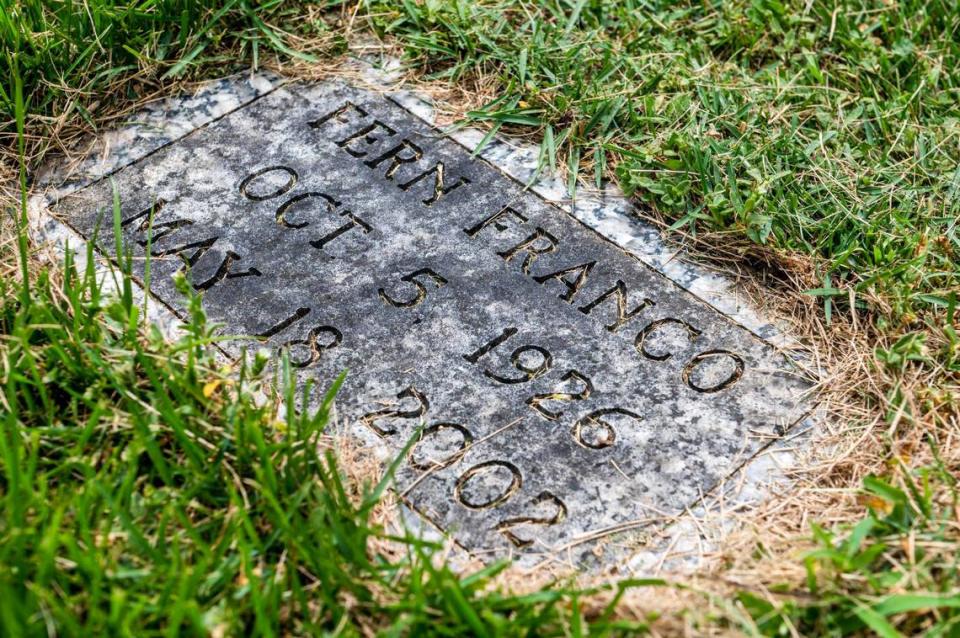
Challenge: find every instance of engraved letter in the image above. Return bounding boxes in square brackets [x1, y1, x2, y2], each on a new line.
[454, 461, 522, 509]
[464, 206, 528, 238]
[533, 261, 596, 303]
[572, 408, 642, 450]
[310, 211, 373, 252]
[193, 251, 262, 291]
[308, 102, 369, 131]
[579, 280, 655, 333]
[152, 236, 218, 271]
[256, 307, 311, 339]
[239, 166, 298, 201]
[409, 423, 473, 471]
[281, 325, 342, 368]
[463, 327, 518, 364]
[365, 139, 424, 180]
[682, 350, 745, 393]
[336, 120, 397, 158]
[276, 192, 340, 229]
[121, 199, 194, 248]
[399, 162, 470, 206]
[498, 228, 558, 275]
[634, 318, 701, 361]
[483, 345, 552, 385]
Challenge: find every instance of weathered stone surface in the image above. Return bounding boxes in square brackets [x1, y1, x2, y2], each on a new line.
[52, 80, 811, 562]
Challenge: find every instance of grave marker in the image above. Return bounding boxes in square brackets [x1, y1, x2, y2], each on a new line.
[53, 81, 811, 561]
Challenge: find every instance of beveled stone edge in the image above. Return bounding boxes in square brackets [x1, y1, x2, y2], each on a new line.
[30, 60, 821, 574]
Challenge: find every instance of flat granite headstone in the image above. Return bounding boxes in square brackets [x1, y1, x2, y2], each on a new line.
[52, 80, 811, 562]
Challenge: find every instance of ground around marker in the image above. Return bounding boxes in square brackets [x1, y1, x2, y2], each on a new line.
[3, 2, 959, 635]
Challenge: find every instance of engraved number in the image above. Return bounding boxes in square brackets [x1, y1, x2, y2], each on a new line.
[360, 386, 429, 437]
[452, 460, 568, 547]
[281, 325, 342, 368]
[526, 370, 593, 421]
[454, 461, 522, 509]
[379, 268, 448, 308]
[409, 423, 472, 471]
[463, 327, 517, 364]
[483, 345, 553, 385]
[252, 307, 342, 368]
[464, 327, 553, 385]
[495, 491, 567, 548]
[572, 408, 642, 449]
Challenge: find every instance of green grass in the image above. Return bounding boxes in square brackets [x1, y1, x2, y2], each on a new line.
[2, 0, 960, 636]
[364, 0, 959, 338]
[0, 0, 346, 159]
[742, 463, 960, 636]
